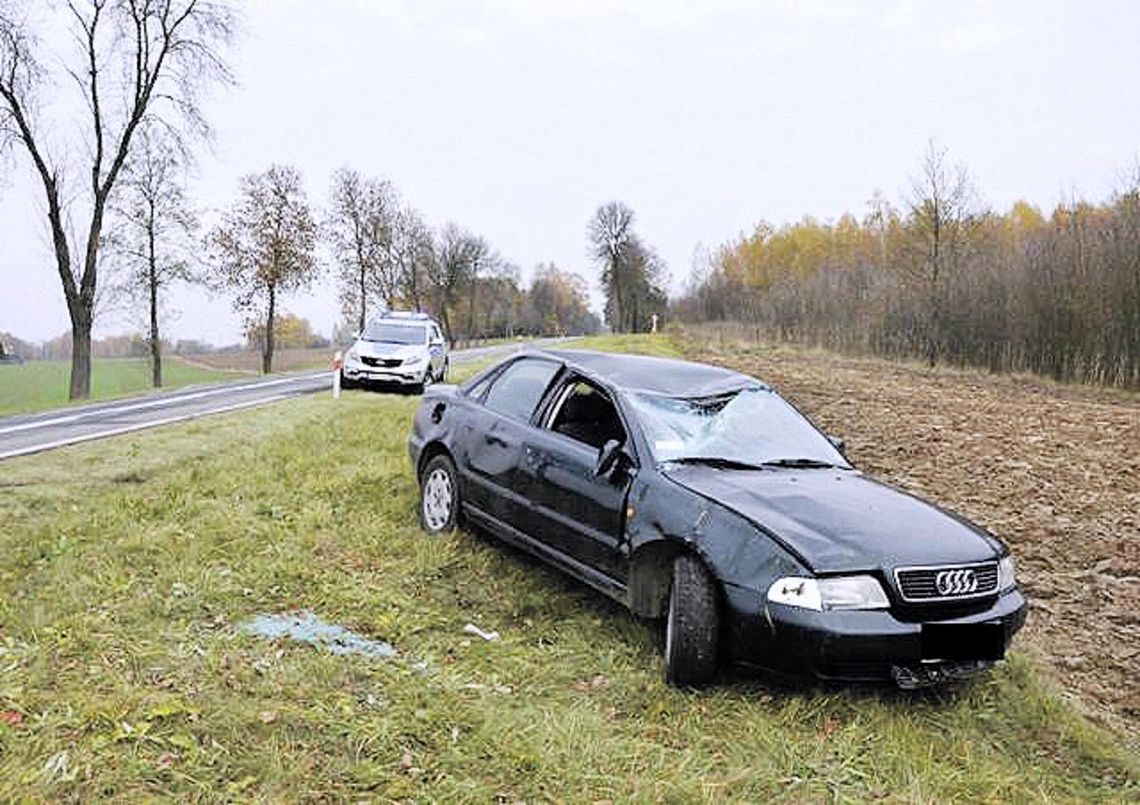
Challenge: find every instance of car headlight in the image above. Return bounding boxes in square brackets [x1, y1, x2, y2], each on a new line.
[998, 555, 1016, 591]
[404, 355, 425, 365]
[346, 348, 359, 362]
[767, 575, 889, 611]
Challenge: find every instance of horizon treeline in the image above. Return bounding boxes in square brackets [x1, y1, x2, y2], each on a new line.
[674, 154, 1140, 389]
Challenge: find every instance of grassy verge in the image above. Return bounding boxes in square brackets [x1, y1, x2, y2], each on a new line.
[0, 358, 236, 417]
[0, 335, 1136, 800]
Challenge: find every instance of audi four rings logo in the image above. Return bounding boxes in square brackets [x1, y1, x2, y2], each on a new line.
[935, 568, 978, 596]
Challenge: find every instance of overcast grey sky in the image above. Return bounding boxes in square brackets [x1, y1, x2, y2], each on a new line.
[2, 0, 1139, 345]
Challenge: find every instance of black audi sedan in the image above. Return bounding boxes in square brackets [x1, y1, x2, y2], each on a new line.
[408, 349, 1027, 687]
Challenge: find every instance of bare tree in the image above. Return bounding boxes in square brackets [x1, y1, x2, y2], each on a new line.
[392, 207, 434, 312]
[907, 141, 976, 365]
[587, 201, 667, 333]
[326, 167, 398, 332]
[107, 125, 198, 387]
[588, 201, 635, 332]
[428, 223, 488, 342]
[0, 1, 235, 399]
[207, 165, 319, 374]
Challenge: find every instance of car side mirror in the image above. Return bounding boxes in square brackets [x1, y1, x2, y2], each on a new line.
[595, 438, 623, 477]
[827, 434, 846, 455]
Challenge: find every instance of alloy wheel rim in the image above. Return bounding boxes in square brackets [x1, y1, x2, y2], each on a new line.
[423, 467, 453, 530]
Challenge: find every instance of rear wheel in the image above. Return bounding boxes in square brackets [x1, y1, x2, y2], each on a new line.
[437, 359, 450, 383]
[420, 454, 459, 534]
[664, 554, 720, 686]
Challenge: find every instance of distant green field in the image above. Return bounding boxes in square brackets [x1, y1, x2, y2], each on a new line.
[0, 358, 237, 417]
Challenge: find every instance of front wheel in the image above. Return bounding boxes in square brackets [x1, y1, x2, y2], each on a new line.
[437, 359, 450, 383]
[420, 454, 459, 534]
[664, 554, 720, 686]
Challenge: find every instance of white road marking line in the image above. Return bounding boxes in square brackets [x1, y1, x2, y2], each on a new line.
[0, 373, 327, 435]
[0, 392, 295, 461]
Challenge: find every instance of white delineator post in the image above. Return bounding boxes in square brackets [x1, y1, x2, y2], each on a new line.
[332, 351, 343, 399]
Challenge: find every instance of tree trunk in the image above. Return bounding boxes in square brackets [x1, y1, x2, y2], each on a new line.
[358, 264, 367, 333]
[467, 283, 478, 344]
[68, 313, 93, 400]
[148, 213, 162, 387]
[43, 175, 94, 400]
[263, 283, 276, 374]
[610, 254, 624, 333]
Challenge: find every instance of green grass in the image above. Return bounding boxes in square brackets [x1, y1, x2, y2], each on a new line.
[566, 331, 685, 358]
[0, 336, 1136, 800]
[0, 358, 237, 417]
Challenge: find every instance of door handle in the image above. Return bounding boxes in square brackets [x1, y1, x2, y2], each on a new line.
[485, 434, 508, 448]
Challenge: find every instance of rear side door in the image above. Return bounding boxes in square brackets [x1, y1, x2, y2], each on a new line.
[460, 357, 561, 529]
[520, 377, 633, 583]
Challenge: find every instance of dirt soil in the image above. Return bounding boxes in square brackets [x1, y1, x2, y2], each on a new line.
[685, 339, 1140, 739]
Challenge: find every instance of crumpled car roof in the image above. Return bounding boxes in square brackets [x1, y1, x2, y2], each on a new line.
[537, 348, 763, 396]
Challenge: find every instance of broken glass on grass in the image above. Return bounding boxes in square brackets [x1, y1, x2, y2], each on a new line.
[241, 611, 396, 659]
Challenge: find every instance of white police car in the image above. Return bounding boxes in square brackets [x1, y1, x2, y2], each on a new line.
[341, 312, 449, 392]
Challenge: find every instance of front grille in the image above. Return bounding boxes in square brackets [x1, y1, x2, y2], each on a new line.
[362, 356, 402, 368]
[894, 562, 998, 603]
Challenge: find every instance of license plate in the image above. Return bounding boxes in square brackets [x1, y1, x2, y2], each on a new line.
[921, 622, 1006, 661]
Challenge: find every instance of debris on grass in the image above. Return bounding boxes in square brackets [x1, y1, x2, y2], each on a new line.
[241, 611, 396, 659]
[1, 709, 24, 726]
[462, 622, 500, 642]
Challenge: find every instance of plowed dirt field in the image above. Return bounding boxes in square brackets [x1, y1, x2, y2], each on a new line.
[685, 339, 1140, 740]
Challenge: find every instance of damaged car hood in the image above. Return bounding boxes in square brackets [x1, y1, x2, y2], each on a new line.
[664, 466, 1002, 574]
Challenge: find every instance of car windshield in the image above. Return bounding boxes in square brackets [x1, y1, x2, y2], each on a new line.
[628, 386, 851, 469]
[362, 322, 427, 345]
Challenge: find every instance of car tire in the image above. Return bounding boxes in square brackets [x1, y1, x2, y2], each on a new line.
[419, 454, 459, 534]
[437, 360, 449, 383]
[664, 554, 720, 686]
[339, 370, 355, 390]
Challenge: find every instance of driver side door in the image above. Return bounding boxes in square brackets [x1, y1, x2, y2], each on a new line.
[519, 377, 633, 583]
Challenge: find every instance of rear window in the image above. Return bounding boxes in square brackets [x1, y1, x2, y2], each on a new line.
[483, 358, 560, 422]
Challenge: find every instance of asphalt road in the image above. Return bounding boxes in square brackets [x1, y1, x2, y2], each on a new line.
[0, 340, 561, 461]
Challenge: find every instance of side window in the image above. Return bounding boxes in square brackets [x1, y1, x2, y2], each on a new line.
[482, 358, 560, 422]
[547, 379, 626, 450]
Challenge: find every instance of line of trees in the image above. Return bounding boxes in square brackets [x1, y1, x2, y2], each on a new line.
[170, 159, 602, 375]
[319, 169, 601, 349]
[675, 143, 1140, 389]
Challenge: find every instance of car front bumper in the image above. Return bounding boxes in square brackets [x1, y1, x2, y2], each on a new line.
[343, 361, 427, 386]
[723, 583, 1028, 683]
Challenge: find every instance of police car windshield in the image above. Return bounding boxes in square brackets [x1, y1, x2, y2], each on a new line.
[362, 323, 427, 345]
